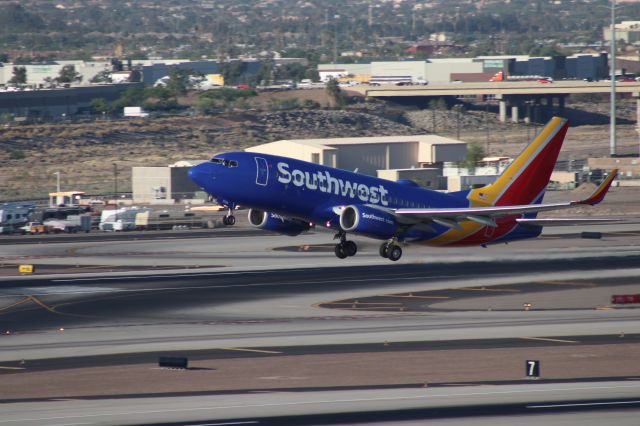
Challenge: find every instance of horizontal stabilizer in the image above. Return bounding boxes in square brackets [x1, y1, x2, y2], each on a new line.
[378, 169, 618, 235]
[576, 169, 618, 206]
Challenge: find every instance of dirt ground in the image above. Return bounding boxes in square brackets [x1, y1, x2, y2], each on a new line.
[1, 91, 638, 201]
[2, 343, 638, 400]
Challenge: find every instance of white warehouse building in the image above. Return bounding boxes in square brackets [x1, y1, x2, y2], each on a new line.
[318, 59, 484, 84]
[246, 135, 467, 190]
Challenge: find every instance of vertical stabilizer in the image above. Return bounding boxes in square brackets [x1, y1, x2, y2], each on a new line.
[468, 116, 569, 207]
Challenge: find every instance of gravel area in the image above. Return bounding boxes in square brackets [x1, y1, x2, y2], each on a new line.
[2, 344, 638, 400]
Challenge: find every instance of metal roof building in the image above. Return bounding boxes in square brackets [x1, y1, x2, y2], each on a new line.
[246, 135, 467, 189]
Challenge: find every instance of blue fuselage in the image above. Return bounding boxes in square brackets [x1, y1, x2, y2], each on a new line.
[189, 151, 540, 244]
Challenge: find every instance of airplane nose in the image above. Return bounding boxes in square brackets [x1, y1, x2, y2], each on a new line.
[188, 163, 207, 188]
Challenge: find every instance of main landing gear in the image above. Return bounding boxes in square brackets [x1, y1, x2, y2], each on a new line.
[379, 240, 402, 261]
[334, 232, 357, 259]
[222, 206, 236, 226]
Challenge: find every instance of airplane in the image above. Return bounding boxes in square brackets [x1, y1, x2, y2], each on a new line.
[188, 116, 618, 262]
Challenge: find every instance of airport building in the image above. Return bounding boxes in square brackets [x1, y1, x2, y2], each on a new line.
[130, 135, 468, 203]
[0, 60, 112, 87]
[319, 54, 609, 84]
[0, 83, 141, 117]
[603, 21, 640, 44]
[246, 135, 467, 190]
[131, 161, 207, 204]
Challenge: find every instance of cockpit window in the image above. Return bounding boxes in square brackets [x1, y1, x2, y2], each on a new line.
[210, 157, 238, 167]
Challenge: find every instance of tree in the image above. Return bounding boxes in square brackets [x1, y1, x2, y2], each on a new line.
[8, 66, 26, 85]
[164, 68, 191, 97]
[325, 79, 345, 107]
[461, 143, 485, 175]
[90, 98, 113, 114]
[111, 86, 145, 110]
[55, 65, 82, 84]
[220, 61, 248, 86]
[90, 69, 112, 84]
[143, 86, 179, 111]
[273, 63, 307, 82]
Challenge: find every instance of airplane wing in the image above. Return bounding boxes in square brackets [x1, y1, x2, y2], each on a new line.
[382, 169, 618, 230]
[515, 218, 621, 227]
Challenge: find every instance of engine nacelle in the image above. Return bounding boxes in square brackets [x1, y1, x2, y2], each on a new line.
[248, 209, 310, 236]
[339, 204, 397, 240]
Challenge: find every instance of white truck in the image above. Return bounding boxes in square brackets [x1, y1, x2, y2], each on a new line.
[123, 106, 149, 118]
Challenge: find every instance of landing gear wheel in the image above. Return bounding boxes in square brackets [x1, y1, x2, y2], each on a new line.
[379, 242, 389, 258]
[344, 241, 357, 257]
[334, 243, 348, 259]
[388, 245, 402, 262]
[223, 215, 236, 226]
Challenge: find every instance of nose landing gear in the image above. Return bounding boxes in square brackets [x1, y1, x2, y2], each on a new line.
[334, 232, 358, 259]
[222, 206, 236, 226]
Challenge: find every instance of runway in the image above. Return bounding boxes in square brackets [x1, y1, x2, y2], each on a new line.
[1, 225, 640, 424]
[2, 382, 640, 425]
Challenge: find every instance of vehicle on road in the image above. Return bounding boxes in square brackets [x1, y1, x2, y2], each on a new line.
[189, 117, 617, 262]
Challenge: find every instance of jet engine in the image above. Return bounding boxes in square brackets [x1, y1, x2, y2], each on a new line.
[339, 205, 397, 239]
[248, 209, 311, 236]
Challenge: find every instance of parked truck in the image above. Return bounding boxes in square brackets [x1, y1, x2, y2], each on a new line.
[20, 222, 54, 235]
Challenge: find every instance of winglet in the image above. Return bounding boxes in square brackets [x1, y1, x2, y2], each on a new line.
[577, 169, 618, 206]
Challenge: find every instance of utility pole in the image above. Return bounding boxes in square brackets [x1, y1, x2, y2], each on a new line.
[113, 163, 118, 222]
[485, 101, 490, 155]
[333, 14, 339, 63]
[610, 0, 617, 156]
[54, 171, 60, 193]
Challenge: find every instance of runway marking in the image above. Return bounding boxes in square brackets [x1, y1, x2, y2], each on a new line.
[0, 296, 65, 316]
[224, 347, 282, 354]
[521, 336, 579, 344]
[345, 306, 405, 310]
[323, 302, 402, 306]
[0, 366, 25, 370]
[539, 280, 598, 287]
[184, 422, 259, 426]
[27, 296, 60, 314]
[456, 287, 520, 293]
[4, 383, 640, 423]
[387, 294, 450, 299]
[0, 297, 31, 312]
[24, 273, 466, 298]
[47, 423, 92, 426]
[528, 400, 640, 409]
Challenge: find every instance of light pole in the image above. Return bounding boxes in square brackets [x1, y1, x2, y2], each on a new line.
[453, 104, 463, 140]
[333, 14, 340, 63]
[610, 0, 617, 157]
[113, 163, 118, 222]
[54, 171, 61, 193]
[485, 100, 490, 155]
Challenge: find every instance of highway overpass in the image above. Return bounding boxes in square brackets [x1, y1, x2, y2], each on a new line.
[348, 81, 640, 123]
